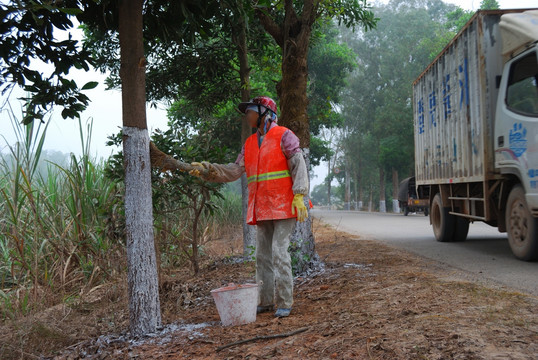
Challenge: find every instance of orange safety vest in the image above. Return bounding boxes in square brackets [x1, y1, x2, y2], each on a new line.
[244, 126, 295, 225]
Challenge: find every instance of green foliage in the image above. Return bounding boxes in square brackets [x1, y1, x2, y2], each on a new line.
[309, 135, 334, 168]
[288, 238, 311, 276]
[310, 182, 331, 206]
[308, 21, 356, 130]
[0, 1, 95, 124]
[445, 8, 474, 33]
[166, 99, 243, 154]
[331, 0, 459, 205]
[319, 0, 379, 31]
[307, 20, 359, 166]
[422, 0, 502, 62]
[480, 0, 500, 10]
[82, 0, 274, 112]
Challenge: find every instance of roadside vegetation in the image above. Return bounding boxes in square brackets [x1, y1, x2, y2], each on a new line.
[0, 110, 243, 322]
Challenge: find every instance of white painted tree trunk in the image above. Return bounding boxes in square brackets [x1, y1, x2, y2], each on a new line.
[123, 126, 161, 336]
[393, 199, 400, 213]
[241, 173, 256, 260]
[344, 161, 350, 211]
[379, 200, 386, 213]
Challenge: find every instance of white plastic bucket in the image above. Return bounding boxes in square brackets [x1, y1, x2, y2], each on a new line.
[210, 283, 258, 326]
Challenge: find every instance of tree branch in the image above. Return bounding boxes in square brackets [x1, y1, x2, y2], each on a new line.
[286, 0, 300, 27]
[297, 0, 320, 48]
[255, 7, 283, 47]
[301, 0, 320, 26]
[149, 142, 210, 176]
[216, 327, 310, 352]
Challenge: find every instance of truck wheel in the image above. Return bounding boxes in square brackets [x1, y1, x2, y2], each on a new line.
[506, 185, 538, 261]
[453, 217, 469, 242]
[424, 208, 429, 216]
[431, 193, 456, 242]
[403, 206, 409, 216]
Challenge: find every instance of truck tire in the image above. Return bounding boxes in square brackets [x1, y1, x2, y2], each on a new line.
[424, 207, 429, 216]
[506, 185, 538, 261]
[431, 193, 456, 242]
[453, 217, 469, 242]
[404, 206, 409, 216]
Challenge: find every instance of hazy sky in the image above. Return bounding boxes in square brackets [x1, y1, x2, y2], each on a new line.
[0, 0, 536, 185]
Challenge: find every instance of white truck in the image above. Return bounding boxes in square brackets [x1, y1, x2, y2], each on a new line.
[413, 9, 538, 260]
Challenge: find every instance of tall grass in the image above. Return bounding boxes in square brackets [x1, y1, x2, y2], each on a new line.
[212, 189, 242, 225]
[0, 108, 243, 320]
[0, 111, 124, 319]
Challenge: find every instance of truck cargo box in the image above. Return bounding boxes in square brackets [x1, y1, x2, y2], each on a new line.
[413, 11, 509, 185]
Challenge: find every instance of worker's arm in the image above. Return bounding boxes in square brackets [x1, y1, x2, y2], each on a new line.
[281, 130, 309, 195]
[287, 152, 309, 195]
[190, 147, 245, 183]
[196, 161, 244, 183]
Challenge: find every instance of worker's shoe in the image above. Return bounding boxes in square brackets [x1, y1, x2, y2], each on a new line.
[256, 305, 274, 314]
[274, 308, 292, 318]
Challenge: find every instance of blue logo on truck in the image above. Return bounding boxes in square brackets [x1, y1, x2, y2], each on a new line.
[509, 123, 527, 157]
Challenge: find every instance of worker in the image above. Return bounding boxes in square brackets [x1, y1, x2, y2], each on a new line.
[189, 96, 309, 318]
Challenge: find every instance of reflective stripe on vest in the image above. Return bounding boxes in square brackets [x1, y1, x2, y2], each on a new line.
[247, 170, 291, 184]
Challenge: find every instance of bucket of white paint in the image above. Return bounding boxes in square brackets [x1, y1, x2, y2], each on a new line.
[210, 283, 258, 326]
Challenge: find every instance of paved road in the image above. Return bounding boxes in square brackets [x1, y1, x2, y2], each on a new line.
[313, 209, 538, 296]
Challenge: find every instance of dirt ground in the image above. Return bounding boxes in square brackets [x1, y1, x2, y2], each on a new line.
[1, 219, 537, 359]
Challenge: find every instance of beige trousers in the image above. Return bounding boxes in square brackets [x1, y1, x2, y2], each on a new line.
[255, 218, 296, 309]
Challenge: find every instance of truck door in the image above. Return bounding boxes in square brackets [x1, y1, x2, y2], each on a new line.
[495, 47, 538, 211]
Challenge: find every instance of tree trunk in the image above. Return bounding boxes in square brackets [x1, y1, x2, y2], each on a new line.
[358, 150, 363, 210]
[119, 0, 161, 336]
[358, 178, 363, 211]
[191, 206, 200, 275]
[392, 167, 400, 213]
[327, 158, 331, 206]
[277, 37, 310, 147]
[344, 157, 350, 210]
[353, 171, 358, 210]
[278, 28, 315, 274]
[233, 13, 256, 259]
[379, 167, 386, 213]
[289, 149, 316, 274]
[257, 0, 319, 273]
[368, 184, 373, 212]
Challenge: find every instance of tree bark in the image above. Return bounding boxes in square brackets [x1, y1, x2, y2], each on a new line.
[277, 31, 311, 147]
[119, 0, 161, 336]
[233, 13, 256, 259]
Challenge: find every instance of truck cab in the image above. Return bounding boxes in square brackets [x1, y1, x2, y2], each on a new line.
[494, 13, 538, 260]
